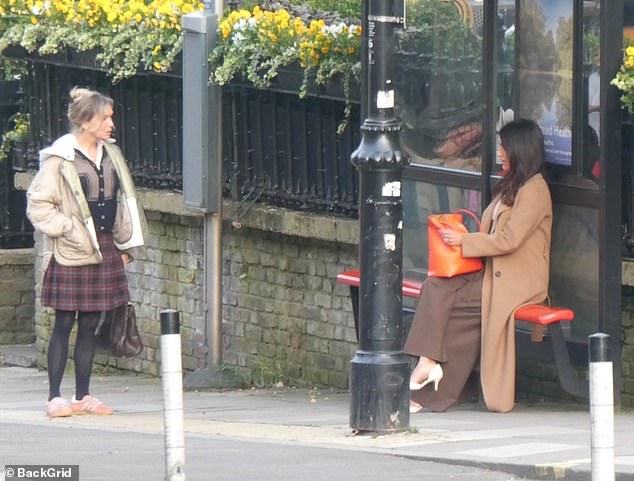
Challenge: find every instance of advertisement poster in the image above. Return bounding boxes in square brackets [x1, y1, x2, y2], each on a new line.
[518, 0, 573, 166]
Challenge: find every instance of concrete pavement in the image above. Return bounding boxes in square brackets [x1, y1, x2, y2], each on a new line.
[0, 363, 631, 481]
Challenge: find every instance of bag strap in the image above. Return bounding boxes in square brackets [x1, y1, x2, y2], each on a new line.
[94, 311, 107, 336]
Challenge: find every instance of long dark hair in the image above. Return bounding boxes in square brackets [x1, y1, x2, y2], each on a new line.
[494, 118, 545, 206]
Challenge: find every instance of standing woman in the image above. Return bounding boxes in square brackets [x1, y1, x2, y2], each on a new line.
[27, 87, 146, 417]
[405, 118, 552, 413]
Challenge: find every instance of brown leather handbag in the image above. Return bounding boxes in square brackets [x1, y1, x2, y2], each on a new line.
[95, 302, 143, 357]
[427, 208, 483, 278]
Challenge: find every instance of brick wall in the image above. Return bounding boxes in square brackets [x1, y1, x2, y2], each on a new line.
[0, 248, 35, 344]
[622, 287, 634, 408]
[222, 228, 357, 388]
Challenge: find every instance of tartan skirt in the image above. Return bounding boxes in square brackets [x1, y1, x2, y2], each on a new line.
[41, 233, 130, 312]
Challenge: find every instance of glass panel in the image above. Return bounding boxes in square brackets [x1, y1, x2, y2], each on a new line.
[394, 0, 483, 172]
[517, 0, 574, 168]
[583, 0, 601, 182]
[402, 179, 481, 308]
[549, 204, 599, 341]
[623, 2, 634, 248]
[497, 1, 517, 171]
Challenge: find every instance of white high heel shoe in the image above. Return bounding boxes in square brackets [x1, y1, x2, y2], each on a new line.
[409, 364, 444, 392]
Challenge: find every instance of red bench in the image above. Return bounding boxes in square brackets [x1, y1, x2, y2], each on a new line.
[336, 269, 587, 399]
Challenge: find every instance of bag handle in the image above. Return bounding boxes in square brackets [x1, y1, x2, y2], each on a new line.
[453, 208, 480, 231]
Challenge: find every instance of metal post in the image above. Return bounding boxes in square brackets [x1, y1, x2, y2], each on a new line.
[589, 333, 615, 481]
[181, 3, 241, 389]
[349, 0, 409, 433]
[161, 309, 186, 481]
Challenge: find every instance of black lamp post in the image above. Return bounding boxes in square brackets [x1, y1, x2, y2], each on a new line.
[349, 0, 409, 432]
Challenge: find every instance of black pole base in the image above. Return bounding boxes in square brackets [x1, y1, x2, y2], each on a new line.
[350, 350, 410, 432]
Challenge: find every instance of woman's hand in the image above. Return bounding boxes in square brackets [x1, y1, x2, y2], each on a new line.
[439, 228, 464, 246]
[121, 253, 131, 267]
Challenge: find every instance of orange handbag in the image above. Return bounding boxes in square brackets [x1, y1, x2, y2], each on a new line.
[427, 208, 483, 278]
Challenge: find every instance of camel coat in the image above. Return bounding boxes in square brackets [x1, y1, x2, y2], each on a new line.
[461, 173, 552, 412]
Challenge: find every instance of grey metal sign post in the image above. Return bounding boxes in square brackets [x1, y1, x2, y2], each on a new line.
[182, 1, 241, 389]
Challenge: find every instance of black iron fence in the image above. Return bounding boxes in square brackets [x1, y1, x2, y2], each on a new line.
[223, 81, 360, 216]
[0, 79, 32, 248]
[9, 54, 360, 219]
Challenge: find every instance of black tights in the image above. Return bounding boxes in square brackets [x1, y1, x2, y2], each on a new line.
[47, 310, 100, 401]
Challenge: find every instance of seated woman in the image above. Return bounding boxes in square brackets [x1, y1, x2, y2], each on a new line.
[405, 118, 552, 413]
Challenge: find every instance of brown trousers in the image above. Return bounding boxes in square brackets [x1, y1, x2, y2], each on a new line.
[403, 270, 483, 411]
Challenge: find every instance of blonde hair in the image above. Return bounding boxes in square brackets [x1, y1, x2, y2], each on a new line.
[67, 87, 113, 134]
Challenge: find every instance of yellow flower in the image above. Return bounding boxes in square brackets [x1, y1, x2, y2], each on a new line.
[220, 20, 231, 39]
[293, 18, 305, 34]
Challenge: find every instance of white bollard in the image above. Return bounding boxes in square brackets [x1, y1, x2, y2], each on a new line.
[161, 309, 186, 481]
[589, 333, 615, 481]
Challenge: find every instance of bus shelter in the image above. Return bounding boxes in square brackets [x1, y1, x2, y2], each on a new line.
[396, 0, 625, 403]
